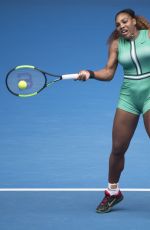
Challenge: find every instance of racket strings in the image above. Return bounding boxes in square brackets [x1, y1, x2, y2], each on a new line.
[6, 68, 47, 96]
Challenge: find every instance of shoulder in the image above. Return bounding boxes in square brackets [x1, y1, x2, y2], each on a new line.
[142, 29, 150, 39]
[109, 39, 119, 53]
[148, 30, 150, 38]
[142, 29, 150, 38]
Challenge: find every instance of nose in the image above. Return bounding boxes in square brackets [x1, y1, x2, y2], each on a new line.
[120, 23, 124, 29]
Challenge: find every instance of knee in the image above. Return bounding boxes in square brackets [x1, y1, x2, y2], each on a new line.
[111, 141, 129, 157]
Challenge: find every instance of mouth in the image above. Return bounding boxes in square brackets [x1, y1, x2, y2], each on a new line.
[120, 28, 128, 36]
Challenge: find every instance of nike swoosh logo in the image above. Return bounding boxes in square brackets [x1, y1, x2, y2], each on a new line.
[108, 198, 117, 207]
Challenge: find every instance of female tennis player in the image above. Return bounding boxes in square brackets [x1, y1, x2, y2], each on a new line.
[78, 9, 150, 213]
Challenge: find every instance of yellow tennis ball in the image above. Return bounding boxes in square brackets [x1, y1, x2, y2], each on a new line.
[18, 80, 27, 90]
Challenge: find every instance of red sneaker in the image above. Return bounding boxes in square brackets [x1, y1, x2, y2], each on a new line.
[96, 190, 124, 213]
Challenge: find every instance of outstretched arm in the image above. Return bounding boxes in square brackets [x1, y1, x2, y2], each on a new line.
[78, 39, 118, 81]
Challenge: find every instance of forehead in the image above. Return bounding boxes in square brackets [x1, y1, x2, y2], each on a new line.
[115, 13, 132, 22]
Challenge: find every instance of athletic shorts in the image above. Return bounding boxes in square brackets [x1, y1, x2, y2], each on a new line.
[117, 77, 150, 115]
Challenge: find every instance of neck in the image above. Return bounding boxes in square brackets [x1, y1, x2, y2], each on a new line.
[130, 29, 139, 40]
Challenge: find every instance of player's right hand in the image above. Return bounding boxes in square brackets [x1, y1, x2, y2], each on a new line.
[77, 70, 90, 81]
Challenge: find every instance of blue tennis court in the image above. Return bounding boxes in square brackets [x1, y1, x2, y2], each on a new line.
[0, 0, 150, 229]
[0, 191, 150, 230]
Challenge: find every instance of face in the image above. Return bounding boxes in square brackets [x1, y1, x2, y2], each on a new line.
[115, 13, 137, 39]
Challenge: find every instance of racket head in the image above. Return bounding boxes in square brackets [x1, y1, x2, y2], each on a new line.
[6, 65, 47, 97]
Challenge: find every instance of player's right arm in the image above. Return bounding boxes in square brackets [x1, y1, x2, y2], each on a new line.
[78, 39, 119, 81]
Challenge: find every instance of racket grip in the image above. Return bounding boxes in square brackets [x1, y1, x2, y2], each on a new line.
[62, 73, 79, 80]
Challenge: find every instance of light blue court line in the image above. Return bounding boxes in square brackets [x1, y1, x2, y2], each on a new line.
[0, 188, 150, 192]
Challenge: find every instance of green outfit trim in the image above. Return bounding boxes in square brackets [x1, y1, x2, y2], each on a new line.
[117, 30, 150, 115]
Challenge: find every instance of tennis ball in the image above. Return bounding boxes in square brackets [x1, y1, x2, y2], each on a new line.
[18, 80, 27, 90]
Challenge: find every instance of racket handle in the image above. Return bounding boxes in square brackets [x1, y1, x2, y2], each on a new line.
[62, 73, 78, 80]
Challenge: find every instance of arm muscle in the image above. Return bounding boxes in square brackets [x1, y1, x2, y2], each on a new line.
[94, 39, 118, 81]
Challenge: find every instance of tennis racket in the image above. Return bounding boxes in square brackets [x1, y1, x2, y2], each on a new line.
[6, 65, 79, 97]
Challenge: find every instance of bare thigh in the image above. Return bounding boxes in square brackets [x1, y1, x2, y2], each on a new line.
[112, 109, 140, 154]
[143, 110, 150, 138]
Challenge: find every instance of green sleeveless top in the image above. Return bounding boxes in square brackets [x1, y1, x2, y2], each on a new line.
[118, 30, 150, 79]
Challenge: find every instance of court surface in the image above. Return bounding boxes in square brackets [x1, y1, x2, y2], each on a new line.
[0, 191, 150, 230]
[0, 0, 150, 229]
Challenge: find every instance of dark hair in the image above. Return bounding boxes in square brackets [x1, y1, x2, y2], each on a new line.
[107, 9, 150, 45]
[115, 8, 135, 21]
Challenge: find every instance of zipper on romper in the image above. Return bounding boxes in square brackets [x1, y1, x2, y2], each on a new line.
[130, 40, 142, 75]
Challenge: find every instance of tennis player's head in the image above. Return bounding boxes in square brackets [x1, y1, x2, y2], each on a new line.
[107, 9, 150, 44]
[115, 9, 137, 40]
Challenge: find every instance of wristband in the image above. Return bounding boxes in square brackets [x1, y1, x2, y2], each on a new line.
[87, 70, 95, 79]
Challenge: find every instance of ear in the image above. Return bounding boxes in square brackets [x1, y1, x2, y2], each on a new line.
[133, 18, 136, 25]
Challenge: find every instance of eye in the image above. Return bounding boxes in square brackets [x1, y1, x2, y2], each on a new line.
[122, 19, 128, 24]
[116, 23, 120, 28]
